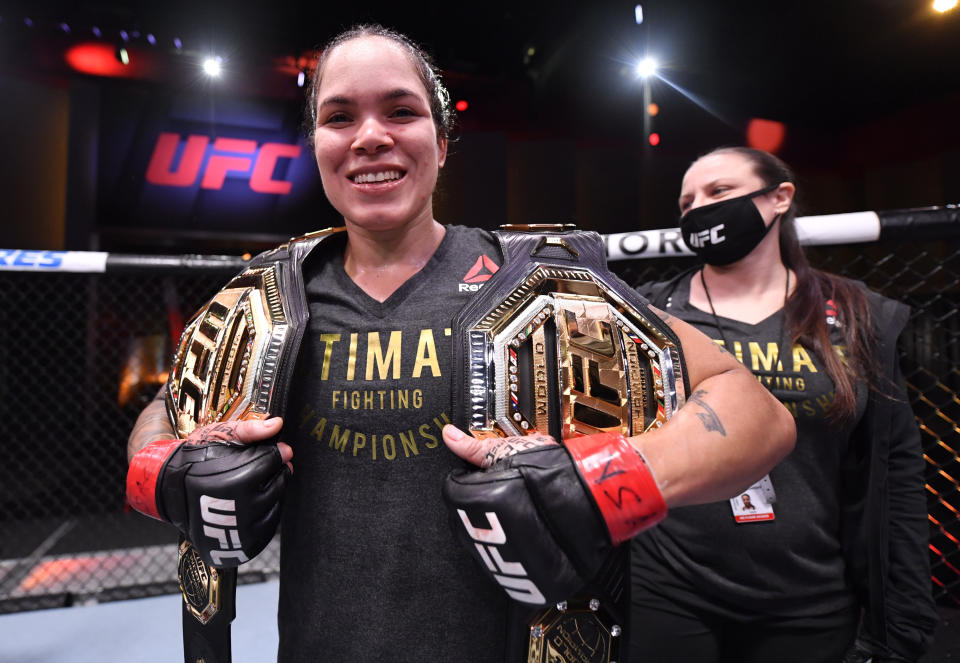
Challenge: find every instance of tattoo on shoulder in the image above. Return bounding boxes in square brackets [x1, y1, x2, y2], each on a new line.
[688, 389, 727, 436]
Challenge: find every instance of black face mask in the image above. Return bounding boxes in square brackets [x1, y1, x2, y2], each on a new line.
[680, 183, 780, 266]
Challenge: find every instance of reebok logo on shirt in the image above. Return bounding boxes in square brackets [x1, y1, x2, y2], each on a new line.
[459, 255, 499, 292]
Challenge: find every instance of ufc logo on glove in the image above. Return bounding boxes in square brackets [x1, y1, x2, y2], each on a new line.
[445, 225, 688, 663]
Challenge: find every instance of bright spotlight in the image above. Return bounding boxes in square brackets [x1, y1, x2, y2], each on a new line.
[635, 5, 644, 24]
[203, 56, 223, 77]
[636, 57, 658, 78]
[933, 0, 957, 11]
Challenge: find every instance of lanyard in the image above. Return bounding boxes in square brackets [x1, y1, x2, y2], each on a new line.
[699, 267, 792, 373]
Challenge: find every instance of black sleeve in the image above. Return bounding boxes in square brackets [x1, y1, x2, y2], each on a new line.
[878, 357, 938, 660]
[855, 294, 938, 661]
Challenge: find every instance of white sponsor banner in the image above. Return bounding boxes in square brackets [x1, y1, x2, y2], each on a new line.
[603, 229, 694, 261]
[792, 211, 881, 246]
[0, 249, 109, 272]
[604, 212, 884, 261]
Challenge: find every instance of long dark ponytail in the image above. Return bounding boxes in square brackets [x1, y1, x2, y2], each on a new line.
[706, 147, 877, 422]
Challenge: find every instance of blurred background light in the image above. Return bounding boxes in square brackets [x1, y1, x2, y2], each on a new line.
[746, 117, 787, 153]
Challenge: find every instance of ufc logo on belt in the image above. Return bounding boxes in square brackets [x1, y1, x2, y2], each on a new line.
[456, 509, 546, 604]
[200, 495, 249, 566]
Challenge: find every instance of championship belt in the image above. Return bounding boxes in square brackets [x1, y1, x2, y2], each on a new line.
[452, 225, 688, 663]
[164, 228, 342, 663]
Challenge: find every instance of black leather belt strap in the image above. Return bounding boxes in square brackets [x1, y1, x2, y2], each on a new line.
[167, 229, 343, 663]
[180, 535, 237, 663]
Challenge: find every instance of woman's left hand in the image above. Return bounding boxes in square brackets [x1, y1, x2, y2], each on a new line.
[442, 424, 558, 468]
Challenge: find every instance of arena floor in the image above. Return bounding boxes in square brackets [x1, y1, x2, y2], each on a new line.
[0, 581, 279, 662]
[0, 580, 957, 661]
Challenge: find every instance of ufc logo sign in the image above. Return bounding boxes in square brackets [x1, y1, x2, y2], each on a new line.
[200, 495, 249, 566]
[456, 509, 546, 604]
[686, 224, 725, 248]
[146, 132, 302, 194]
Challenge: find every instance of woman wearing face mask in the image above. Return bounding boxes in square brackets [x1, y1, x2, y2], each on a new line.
[629, 147, 936, 662]
[125, 34, 798, 662]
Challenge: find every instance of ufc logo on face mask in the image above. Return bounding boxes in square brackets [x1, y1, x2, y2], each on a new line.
[456, 509, 546, 604]
[687, 224, 726, 248]
[200, 495, 249, 566]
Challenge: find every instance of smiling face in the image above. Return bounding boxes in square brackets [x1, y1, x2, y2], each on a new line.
[311, 36, 448, 233]
[678, 151, 781, 223]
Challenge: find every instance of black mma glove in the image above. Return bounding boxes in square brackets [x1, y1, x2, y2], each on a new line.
[443, 433, 666, 605]
[127, 434, 288, 568]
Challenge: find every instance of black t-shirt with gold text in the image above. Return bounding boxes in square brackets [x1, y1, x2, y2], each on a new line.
[632, 274, 865, 622]
[277, 226, 508, 662]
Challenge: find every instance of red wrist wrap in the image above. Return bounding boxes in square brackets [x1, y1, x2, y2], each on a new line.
[126, 438, 183, 520]
[565, 433, 667, 545]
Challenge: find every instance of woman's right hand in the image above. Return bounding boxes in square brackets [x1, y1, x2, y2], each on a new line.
[126, 417, 291, 567]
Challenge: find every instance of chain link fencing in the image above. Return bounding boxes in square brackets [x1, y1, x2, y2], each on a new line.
[0, 233, 957, 614]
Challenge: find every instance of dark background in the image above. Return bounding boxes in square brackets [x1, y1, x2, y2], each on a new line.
[1, 0, 958, 254]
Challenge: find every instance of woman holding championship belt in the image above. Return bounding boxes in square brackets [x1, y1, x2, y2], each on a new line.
[631, 147, 936, 662]
[126, 28, 795, 662]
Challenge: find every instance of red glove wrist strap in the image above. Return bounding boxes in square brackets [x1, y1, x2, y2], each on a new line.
[126, 438, 183, 520]
[565, 433, 667, 544]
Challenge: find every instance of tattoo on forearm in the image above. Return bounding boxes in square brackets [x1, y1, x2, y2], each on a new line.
[128, 400, 176, 459]
[688, 389, 727, 436]
[482, 434, 555, 468]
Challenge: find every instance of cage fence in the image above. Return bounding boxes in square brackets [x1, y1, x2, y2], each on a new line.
[0, 233, 957, 614]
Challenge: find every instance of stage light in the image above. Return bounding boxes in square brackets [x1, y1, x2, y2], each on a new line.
[456, 100, 468, 111]
[297, 70, 306, 87]
[92, 26, 102, 38]
[116, 46, 130, 66]
[649, 132, 661, 146]
[636, 57, 658, 78]
[635, 5, 644, 24]
[146, 33, 156, 45]
[24, 17, 33, 27]
[933, 0, 957, 11]
[173, 37, 183, 49]
[647, 102, 659, 116]
[59, 22, 70, 34]
[119, 30, 129, 42]
[203, 56, 223, 77]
